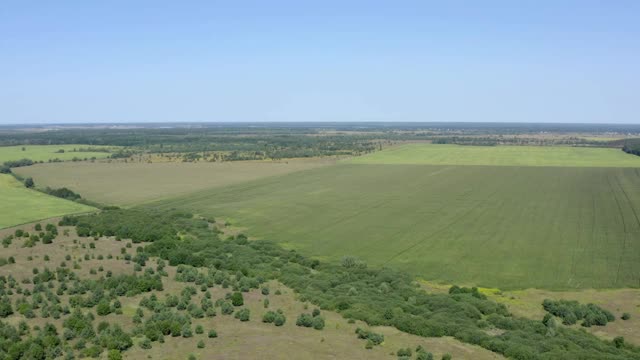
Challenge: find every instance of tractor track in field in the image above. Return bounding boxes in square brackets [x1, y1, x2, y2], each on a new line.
[379, 175, 505, 269]
[607, 176, 628, 286]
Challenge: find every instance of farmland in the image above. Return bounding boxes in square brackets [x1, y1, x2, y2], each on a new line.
[14, 159, 334, 206]
[0, 144, 115, 163]
[0, 174, 94, 229]
[349, 144, 640, 167]
[148, 161, 640, 290]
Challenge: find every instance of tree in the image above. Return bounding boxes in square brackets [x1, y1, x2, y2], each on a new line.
[312, 316, 325, 330]
[96, 300, 112, 316]
[234, 308, 250, 321]
[24, 177, 35, 188]
[231, 292, 244, 306]
[0, 300, 13, 317]
[107, 350, 123, 360]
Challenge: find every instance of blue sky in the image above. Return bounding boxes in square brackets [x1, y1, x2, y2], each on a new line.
[1, 1, 639, 124]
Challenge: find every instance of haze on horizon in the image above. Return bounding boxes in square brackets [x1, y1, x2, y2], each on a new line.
[1, 1, 639, 125]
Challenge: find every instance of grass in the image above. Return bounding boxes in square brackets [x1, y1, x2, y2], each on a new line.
[147, 163, 640, 290]
[347, 143, 640, 167]
[0, 221, 502, 360]
[14, 159, 334, 206]
[0, 144, 115, 163]
[0, 174, 94, 228]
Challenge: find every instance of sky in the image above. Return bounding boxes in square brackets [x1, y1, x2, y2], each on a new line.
[1, 1, 639, 124]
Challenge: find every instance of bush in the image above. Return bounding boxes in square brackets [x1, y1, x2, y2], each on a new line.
[312, 316, 325, 330]
[621, 312, 631, 320]
[197, 340, 205, 348]
[614, 336, 625, 349]
[231, 292, 244, 306]
[182, 325, 193, 338]
[208, 329, 218, 338]
[296, 313, 314, 328]
[263, 311, 277, 323]
[139, 337, 152, 349]
[235, 308, 250, 321]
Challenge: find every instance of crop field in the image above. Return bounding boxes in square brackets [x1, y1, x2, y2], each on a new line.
[148, 163, 640, 290]
[348, 144, 640, 167]
[14, 159, 334, 206]
[0, 144, 115, 163]
[0, 174, 94, 228]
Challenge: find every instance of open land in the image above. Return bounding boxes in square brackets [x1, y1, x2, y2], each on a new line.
[0, 174, 94, 229]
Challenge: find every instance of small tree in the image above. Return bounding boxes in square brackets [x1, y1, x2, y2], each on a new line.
[231, 292, 244, 306]
[24, 177, 35, 188]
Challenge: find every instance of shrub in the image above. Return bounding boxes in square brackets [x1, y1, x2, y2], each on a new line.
[195, 325, 204, 334]
[197, 340, 205, 348]
[231, 292, 244, 306]
[312, 316, 325, 330]
[235, 308, 250, 321]
[621, 313, 631, 320]
[139, 337, 152, 349]
[296, 313, 314, 328]
[208, 329, 218, 338]
[182, 325, 193, 338]
[263, 311, 277, 323]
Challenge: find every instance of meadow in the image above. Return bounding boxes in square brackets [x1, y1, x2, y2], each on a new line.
[148, 163, 640, 290]
[15, 159, 334, 206]
[348, 143, 640, 167]
[0, 144, 115, 163]
[0, 174, 94, 229]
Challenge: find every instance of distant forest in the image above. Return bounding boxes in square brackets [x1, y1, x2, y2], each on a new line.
[1, 122, 639, 161]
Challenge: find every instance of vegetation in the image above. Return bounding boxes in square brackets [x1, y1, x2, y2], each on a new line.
[57, 208, 640, 359]
[149, 160, 640, 289]
[349, 143, 640, 167]
[0, 174, 94, 229]
[542, 299, 615, 327]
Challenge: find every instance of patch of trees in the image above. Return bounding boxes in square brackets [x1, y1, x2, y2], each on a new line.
[355, 327, 384, 347]
[2, 158, 33, 168]
[542, 299, 615, 327]
[43, 187, 82, 201]
[63, 209, 640, 359]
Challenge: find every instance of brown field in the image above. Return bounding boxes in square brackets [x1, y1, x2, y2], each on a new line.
[0, 221, 502, 360]
[14, 158, 334, 206]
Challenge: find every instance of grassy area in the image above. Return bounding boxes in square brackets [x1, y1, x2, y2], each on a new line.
[0, 221, 502, 360]
[0, 144, 115, 163]
[14, 159, 334, 206]
[347, 144, 640, 167]
[0, 174, 94, 228]
[148, 164, 640, 290]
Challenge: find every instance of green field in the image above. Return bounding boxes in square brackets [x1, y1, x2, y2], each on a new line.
[0, 144, 115, 163]
[349, 144, 640, 167]
[0, 174, 95, 228]
[147, 163, 640, 290]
